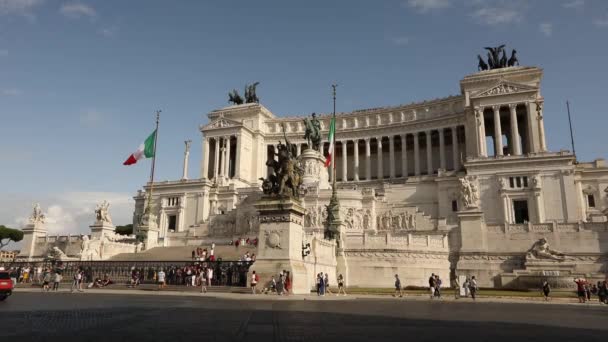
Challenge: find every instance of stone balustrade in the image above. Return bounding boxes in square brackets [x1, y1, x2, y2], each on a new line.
[346, 232, 448, 251]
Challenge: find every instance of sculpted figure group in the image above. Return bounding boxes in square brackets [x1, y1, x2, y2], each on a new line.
[260, 123, 304, 198]
[477, 45, 519, 71]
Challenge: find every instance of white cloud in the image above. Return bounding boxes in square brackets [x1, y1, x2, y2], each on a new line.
[405, 0, 450, 12]
[391, 36, 410, 46]
[563, 0, 584, 9]
[97, 26, 117, 37]
[0, 0, 43, 15]
[594, 14, 608, 27]
[470, 6, 521, 25]
[539, 22, 552, 36]
[2, 192, 134, 237]
[1, 88, 21, 96]
[0, 49, 8, 57]
[60, 2, 96, 19]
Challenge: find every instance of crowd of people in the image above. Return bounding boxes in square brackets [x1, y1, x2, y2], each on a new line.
[191, 244, 216, 262]
[572, 278, 608, 304]
[260, 270, 292, 295]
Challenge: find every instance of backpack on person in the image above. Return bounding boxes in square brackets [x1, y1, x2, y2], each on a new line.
[255, 274, 260, 282]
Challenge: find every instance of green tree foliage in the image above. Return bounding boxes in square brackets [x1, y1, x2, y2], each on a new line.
[115, 224, 133, 236]
[0, 225, 24, 249]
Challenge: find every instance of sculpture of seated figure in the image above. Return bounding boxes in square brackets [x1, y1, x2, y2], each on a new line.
[526, 238, 567, 262]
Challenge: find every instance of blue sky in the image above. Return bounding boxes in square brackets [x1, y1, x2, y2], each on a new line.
[1, 0, 607, 236]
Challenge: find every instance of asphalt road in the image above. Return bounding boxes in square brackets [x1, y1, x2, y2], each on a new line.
[0, 292, 606, 341]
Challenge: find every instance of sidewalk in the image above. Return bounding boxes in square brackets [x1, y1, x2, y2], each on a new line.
[12, 286, 605, 306]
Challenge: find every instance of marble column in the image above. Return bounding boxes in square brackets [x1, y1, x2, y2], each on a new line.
[426, 130, 433, 175]
[225, 136, 231, 178]
[509, 104, 521, 156]
[377, 137, 383, 180]
[439, 128, 445, 170]
[182, 140, 191, 180]
[201, 137, 209, 179]
[400, 134, 407, 178]
[413, 132, 420, 176]
[234, 134, 241, 179]
[296, 143, 302, 156]
[219, 138, 226, 179]
[389, 136, 395, 179]
[213, 137, 220, 180]
[451, 127, 459, 171]
[537, 102, 547, 152]
[477, 108, 487, 157]
[493, 106, 503, 156]
[353, 139, 359, 181]
[341, 140, 348, 181]
[365, 138, 371, 180]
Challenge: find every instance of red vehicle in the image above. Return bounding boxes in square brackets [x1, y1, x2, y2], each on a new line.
[0, 271, 13, 301]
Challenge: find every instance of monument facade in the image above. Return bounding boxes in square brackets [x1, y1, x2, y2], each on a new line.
[17, 55, 608, 289]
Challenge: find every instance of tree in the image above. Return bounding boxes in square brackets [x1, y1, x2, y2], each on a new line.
[115, 224, 133, 236]
[0, 225, 24, 249]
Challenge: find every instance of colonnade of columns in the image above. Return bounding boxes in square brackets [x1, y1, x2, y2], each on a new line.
[477, 103, 540, 158]
[263, 126, 464, 182]
[201, 136, 238, 181]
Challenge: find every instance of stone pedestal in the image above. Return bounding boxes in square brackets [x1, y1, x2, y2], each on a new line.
[500, 260, 603, 289]
[457, 210, 487, 252]
[18, 221, 46, 260]
[299, 149, 330, 190]
[249, 197, 310, 294]
[138, 213, 160, 249]
[90, 221, 115, 240]
[455, 210, 489, 284]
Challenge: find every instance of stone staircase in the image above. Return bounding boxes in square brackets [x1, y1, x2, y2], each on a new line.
[109, 244, 257, 261]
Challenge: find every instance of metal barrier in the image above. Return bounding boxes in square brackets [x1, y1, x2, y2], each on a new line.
[0, 259, 254, 287]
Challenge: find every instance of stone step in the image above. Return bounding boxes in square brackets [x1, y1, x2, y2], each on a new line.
[110, 244, 257, 261]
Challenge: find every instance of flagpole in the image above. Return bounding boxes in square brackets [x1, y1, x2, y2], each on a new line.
[331, 84, 337, 193]
[147, 110, 161, 214]
[566, 101, 576, 162]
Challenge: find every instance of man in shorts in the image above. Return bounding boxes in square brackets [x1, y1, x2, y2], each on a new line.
[157, 269, 166, 290]
[393, 274, 403, 298]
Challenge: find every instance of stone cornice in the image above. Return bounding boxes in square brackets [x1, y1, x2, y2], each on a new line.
[265, 113, 466, 140]
[460, 66, 543, 87]
[464, 152, 575, 172]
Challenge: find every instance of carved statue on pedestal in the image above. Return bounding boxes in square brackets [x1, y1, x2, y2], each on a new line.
[29, 203, 46, 224]
[95, 200, 112, 225]
[260, 123, 304, 198]
[459, 176, 480, 209]
[303, 112, 322, 152]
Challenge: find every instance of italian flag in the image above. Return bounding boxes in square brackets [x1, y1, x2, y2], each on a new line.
[324, 116, 335, 167]
[123, 130, 156, 165]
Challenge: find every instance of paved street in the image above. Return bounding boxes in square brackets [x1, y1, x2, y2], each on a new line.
[0, 292, 606, 341]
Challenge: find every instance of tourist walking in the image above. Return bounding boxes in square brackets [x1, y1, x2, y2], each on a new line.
[157, 269, 166, 290]
[251, 271, 259, 294]
[337, 274, 347, 296]
[393, 274, 403, 298]
[42, 270, 51, 292]
[434, 275, 442, 299]
[52, 271, 61, 291]
[469, 276, 478, 300]
[284, 271, 291, 295]
[463, 277, 470, 298]
[324, 273, 333, 295]
[199, 270, 207, 293]
[542, 280, 551, 301]
[71, 269, 83, 293]
[319, 273, 326, 296]
[428, 273, 436, 299]
[453, 276, 460, 299]
[206, 267, 214, 287]
[598, 280, 607, 304]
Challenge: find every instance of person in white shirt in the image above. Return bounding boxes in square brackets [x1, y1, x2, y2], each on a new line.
[251, 271, 258, 294]
[157, 269, 166, 289]
[206, 267, 213, 287]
